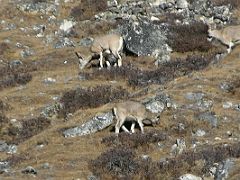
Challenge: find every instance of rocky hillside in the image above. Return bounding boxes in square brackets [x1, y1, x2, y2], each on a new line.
[0, 0, 240, 179]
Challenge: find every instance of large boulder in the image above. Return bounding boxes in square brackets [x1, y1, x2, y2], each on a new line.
[63, 112, 113, 137]
[121, 17, 170, 57]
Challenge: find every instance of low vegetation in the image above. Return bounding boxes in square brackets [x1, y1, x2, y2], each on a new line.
[59, 85, 129, 118]
[70, 0, 107, 21]
[90, 141, 240, 179]
[167, 22, 213, 52]
[80, 54, 214, 86]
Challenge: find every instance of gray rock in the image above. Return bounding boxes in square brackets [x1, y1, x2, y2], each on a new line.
[185, 99, 213, 111]
[88, 174, 99, 180]
[63, 112, 114, 137]
[42, 163, 50, 169]
[233, 104, 240, 111]
[213, 159, 234, 180]
[9, 60, 23, 67]
[145, 100, 165, 113]
[222, 102, 233, 109]
[219, 82, 234, 92]
[121, 17, 169, 57]
[0, 141, 17, 154]
[59, 19, 76, 36]
[170, 138, 186, 156]
[20, 48, 35, 58]
[43, 77, 57, 84]
[176, 0, 189, 9]
[196, 111, 218, 127]
[179, 173, 202, 180]
[0, 161, 10, 173]
[193, 129, 206, 137]
[184, 92, 205, 101]
[41, 103, 63, 118]
[17, 2, 58, 16]
[213, 5, 231, 22]
[54, 37, 75, 48]
[22, 166, 37, 175]
[78, 37, 94, 47]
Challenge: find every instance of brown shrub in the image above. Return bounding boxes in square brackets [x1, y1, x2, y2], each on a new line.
[90, 142, 240, 179]
[90, 147, 139, 178]
[0, 43, 10, 55]
[59, 85, 129, 118]
[0, 62, 36, 91]
[210, 0, 240, 8]
[102, 131, 167, 149]
[9, 116, 51, 144]
[70, 0, 107, 21]
[81, 55, 212, 87]
[167, 22, 213, 52]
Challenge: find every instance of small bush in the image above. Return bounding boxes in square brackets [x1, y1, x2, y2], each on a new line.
[70, 0, 107, 21]
[90, 142, 240, 178]
[82, 55, 212, 87]
[59, 85, 129, 118]
[167, 22, 213, 52]
[90, 147, 139, 178]
[102, 131, 167, 149]
[0, 42, 10, 55]
[210, 0, 240, 8]
[10, 116, 51, 144]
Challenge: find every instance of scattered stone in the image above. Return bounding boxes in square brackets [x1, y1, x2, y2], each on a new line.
[175, 0, 189, 9]
[9, 60, 23, 67]
[0, 141, 17, 154]
[184, 92, 205, 101]
[0, 161, 10, 173]
[219, 82, 234, 92]
[17, 2, 58, 15]
[88, 174, 99, 180]
[179, 173, 202, 180]
[185, 99, 213, 111]
[41, 103, 63, 118]
[63, 112, 114, 137]
[223, 102, 233, 109]
[59, 19, 76, 36]
[196, 111, 218, 127]
[211, 159, 234, 180]
[54, 37, 75, 48]
[193, 129, 206, 137]
[78, 37, 94, 47]
[145, 100, 165, 113]
[170, 138, 186, 156]
[43, 77, 57, 84]
[20, 47, 35, 58]
[42, 163, 50, 169]
[22, 166, 37, 175]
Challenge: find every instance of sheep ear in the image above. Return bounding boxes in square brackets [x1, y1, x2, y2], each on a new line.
[142, 119, 152, 125]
